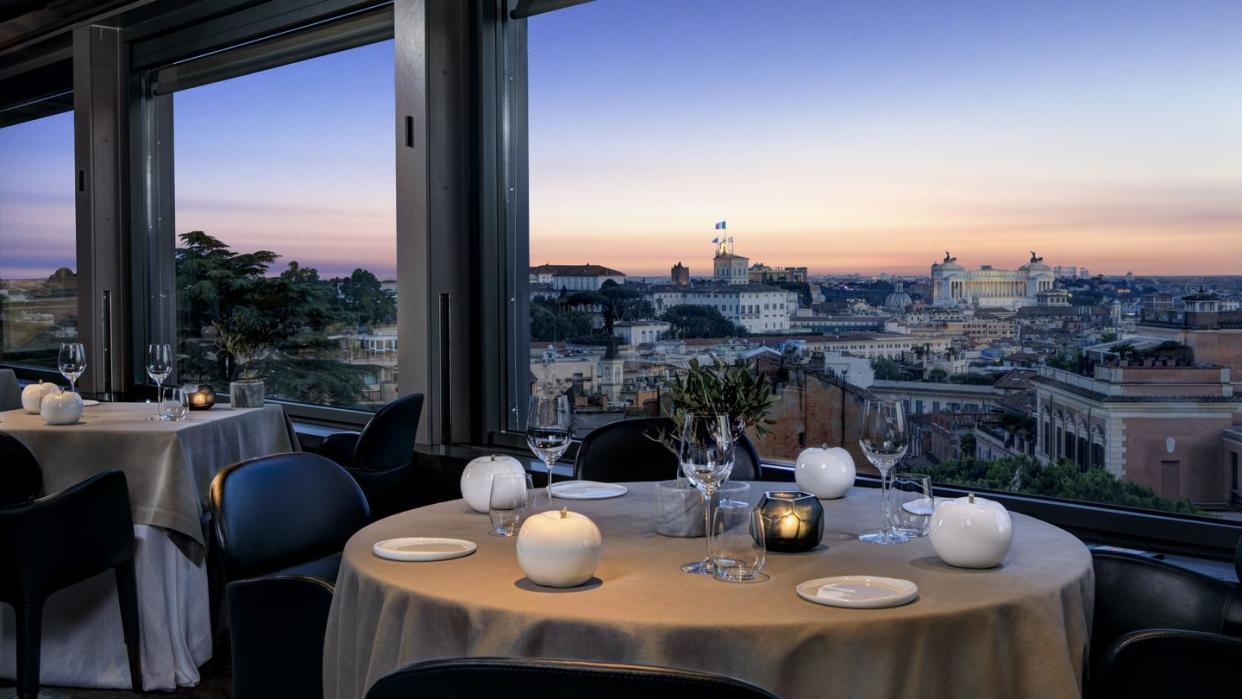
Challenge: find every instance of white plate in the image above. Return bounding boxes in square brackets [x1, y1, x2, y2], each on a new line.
[373, 537, 477, 562]
[548, 481, 629, 500]
[82, 399, 101, 407]
[796, 576, 919, 609]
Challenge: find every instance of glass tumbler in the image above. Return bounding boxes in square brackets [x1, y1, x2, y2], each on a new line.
[892, 473, 934, 538]
[709, 498, 766, 582]
[489, 472, 533, 536]
[162, 386, 189, 422]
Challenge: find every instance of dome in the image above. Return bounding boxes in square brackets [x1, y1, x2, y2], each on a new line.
[885, 282, 913, 312]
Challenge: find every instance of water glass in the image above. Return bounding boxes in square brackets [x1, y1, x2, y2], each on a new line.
[489, 472, 533, 536]
[161, 386, 189, 422]
[710, 499, 766, 582]
[892, 473, 933, 538]
[525, 393, 573, 502]
[858, 398, 911, 544]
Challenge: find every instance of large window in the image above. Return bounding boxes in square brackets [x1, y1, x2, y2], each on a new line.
[517, 2, 1242, 519]
[0, 110, 78, 369]
[172, 39, 396, 411]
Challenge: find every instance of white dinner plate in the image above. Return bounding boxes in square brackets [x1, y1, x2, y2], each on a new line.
[82, 399, 101, 407]
[796, 576, 919, 609]
[373, 537, 477, 562]
[548, 481, 629, 500]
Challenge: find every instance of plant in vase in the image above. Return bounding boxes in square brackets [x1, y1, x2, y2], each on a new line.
[654, 357, 778, 461]
[214, 319, 271, 408]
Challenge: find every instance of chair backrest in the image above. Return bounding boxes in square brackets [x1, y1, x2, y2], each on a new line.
[1091, 549, 1242, 667]
[0, 432, 42, 507]
[365, 657, 779, 699]
[574, 417, 760, 482]
[0, 470, 134, 603]
[353, 393, 424, 472]
[0, 369, 20, 411]
[210, 452, 370, 581]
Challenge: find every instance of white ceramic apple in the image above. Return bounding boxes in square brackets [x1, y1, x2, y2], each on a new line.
[40, 386, 84, 426]
[794, 445, 856, 499]
[460, 454, 525, 513]
[516, 507, 603, 588]
[929, 494, 1013, 569]
[21, 381, 57, 414]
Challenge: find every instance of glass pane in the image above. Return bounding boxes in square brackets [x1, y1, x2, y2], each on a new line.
[523, 2, 1242, 519]
[173, 39, 396, 411]
[0, 111, 78, 369]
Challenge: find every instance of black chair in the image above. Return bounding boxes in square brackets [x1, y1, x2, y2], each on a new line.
[0, 470, 142, 699]
[573, 417, 762, 482]
[0, 369, 20, 411]
[365, 657, 779, 699]
[0, 432, 42, 508]
[318, 393, 426, 519]
[1088, 549, 1242, 697]
[210, 452, 370, 699]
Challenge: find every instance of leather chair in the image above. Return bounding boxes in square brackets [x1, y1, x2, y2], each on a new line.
[364, 657, 778, 699]
[318, 393, 426, 520]
[0, 470, 142, 698]
[0, 432, 42, 507]
[209, 452, 370, 699]
[573, 417, 763, 482]
[0, 369, 20, 411]
[1088, 549, 1242, 697]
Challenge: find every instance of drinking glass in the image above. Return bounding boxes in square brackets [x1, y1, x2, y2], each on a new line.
[146, 343, 174, 421]
[526, 393, 573, 502]
[858, 398, 911, 544]
[161, 386, 189, 422]
[710, 499, 765, 582]
[489, 472, 533, 536]
[58, 343, 86, 393]
[679, 414, 735, 575]
[892, 473, 933, 538]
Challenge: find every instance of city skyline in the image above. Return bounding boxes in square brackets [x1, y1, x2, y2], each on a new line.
[3, 1, 1242, 279]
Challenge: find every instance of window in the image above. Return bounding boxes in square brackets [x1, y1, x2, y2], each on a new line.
[514, 1, 1242, 523]
[0, 111, 78, 369]
[171, 39, 396, 411]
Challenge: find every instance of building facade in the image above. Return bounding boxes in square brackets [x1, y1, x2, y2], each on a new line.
[931, 251, 1056, 309]
[648, 282, 793, 334]
[529, 263, 626, 290]
[712, 237, 749, 285]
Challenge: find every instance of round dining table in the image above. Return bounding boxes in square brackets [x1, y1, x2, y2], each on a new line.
[323, 482, 1093, 699]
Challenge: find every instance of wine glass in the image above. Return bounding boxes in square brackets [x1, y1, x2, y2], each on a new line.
[58, 343, 86, 393]
[858, 398, 911, 544]
[526, 393, 573, 502]
[146, 343, 174, 421]
[679, 414, 735, 575]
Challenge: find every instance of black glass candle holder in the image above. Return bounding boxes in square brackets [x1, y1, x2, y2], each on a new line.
[758, 490, 824, 553]
[185, 384, 216, 411]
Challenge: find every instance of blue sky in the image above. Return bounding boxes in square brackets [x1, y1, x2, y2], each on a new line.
[3, 1, 1241, 279]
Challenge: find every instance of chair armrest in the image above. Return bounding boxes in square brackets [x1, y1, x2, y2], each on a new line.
[318, 431, 361, 468]
[226, 575, 335, 699]
[1091, 628, 1242, 698]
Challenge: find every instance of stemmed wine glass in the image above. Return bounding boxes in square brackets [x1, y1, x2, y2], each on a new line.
[58, 342, 86, 393]
[146, 343, 174, 421]
[858, 398, 911, 544]
[679, 414, 735, 575]
[526, 393, 573, 503]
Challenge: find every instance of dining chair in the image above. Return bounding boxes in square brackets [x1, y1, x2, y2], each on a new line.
[317, 392, 429, 519]
[0, 432, 42, 508]
[573, 416, 763, 482]
[0, 470, 142, 699]
[1087, 548, 1242, 697]
[364, 657, 779, 699]
[210, 452, 370, 699]
[0, 369, 20, 411]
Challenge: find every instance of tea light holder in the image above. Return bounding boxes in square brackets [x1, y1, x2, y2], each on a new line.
[184, 384, 216, 410]
[757, 490, 824, 552]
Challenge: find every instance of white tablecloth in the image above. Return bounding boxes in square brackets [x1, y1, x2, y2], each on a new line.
[0, 402, 295, 690]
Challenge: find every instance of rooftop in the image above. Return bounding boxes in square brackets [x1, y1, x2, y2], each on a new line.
[531, 263, 626, 277]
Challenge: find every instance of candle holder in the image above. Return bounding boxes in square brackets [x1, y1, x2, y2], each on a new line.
[183, 384, 216, 411]
[757, 490, 824, 553]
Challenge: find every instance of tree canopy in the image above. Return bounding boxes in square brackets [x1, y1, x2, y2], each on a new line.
[661, 305, 746, 339]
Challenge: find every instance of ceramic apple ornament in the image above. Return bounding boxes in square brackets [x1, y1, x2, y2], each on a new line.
[929, 493, 1013, 568]
[40, 386, 84, 426]
[460, 454, 525, 513]
[516, 507, 603, 587]
[794, 445, 856, 499]
[21, 381, 57, 414]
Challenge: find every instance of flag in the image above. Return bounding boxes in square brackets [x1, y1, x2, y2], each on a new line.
[714, 221, 727, 230]
[712, 237, 720, 244]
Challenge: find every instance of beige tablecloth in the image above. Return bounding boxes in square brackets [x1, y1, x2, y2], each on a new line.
[324, 482, 1093, 699]
[0, 402, 294, 546]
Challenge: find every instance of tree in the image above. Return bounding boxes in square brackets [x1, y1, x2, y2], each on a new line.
[661, 305, 745, 339]
[870, 357, 906, 381]
[927, 368, 949, 383]
[530, 298, 592, 342]
[336, 268, 396, 329]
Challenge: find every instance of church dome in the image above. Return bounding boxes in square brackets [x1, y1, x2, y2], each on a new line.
[885, 281, 913, 312]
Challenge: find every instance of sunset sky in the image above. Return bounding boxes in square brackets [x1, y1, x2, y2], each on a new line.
[3, 1, 1241, 280]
